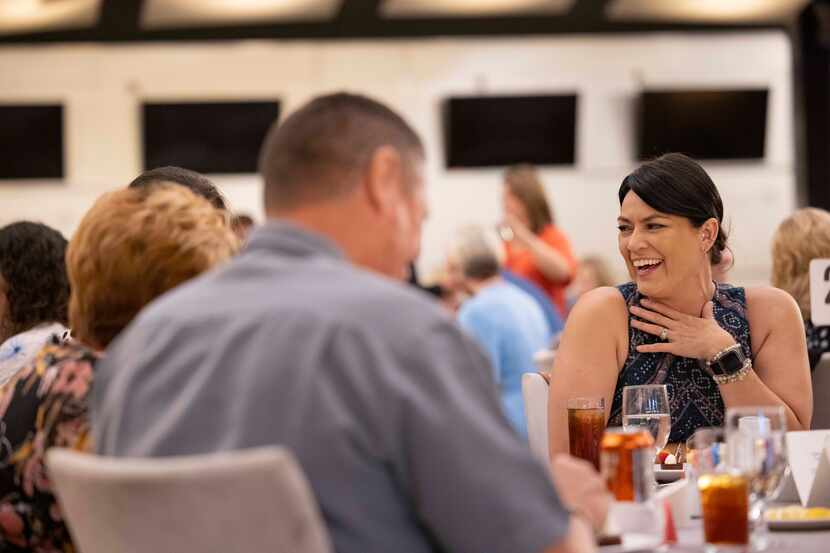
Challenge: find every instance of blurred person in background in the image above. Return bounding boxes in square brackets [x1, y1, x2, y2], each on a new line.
[0, 222, 70, 386]
[128, 165, 229, 211]
[93, 92, 606, 553]
[434, 250, 468, 312]
[231, 213, 256, 242]
[771, 207, 830, 371]
[548, 153, 811, 461]
[453, 225, 553, 438]
[0, 185, 238, 552]
[566, 255, 614, 314]
[501, 165, 577, 317]
[711, 247, 734, 283]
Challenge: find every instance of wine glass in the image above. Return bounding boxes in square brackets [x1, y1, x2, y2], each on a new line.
[725, 406, 788, 552]
[622, 384, 672, 455]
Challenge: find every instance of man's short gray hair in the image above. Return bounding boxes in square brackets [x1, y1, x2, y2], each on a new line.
[450, 225, 504, 281]
[259, 92, 424, 211]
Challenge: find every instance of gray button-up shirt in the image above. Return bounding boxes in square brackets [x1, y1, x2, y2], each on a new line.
[93, 222, 570, 553]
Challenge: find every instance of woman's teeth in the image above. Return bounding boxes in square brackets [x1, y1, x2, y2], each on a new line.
[633, 258, 662, 269]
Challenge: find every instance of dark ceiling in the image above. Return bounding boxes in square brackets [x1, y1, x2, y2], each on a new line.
[0, 0, 790, 45]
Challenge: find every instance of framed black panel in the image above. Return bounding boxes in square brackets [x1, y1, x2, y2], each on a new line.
[444, 94, 577, 168]
[0, 104, 64, 179]
[638, 89, 768, 161]
[143, 101, 280, 174]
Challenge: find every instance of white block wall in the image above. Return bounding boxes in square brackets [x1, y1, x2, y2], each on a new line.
[0, 31, 795, 285]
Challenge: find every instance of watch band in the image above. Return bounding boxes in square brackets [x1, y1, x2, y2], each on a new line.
[706, 343, 742, 368]
[711, 358, 752, 385]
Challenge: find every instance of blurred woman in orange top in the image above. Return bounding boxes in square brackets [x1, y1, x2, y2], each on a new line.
[501, 165, 577, 317]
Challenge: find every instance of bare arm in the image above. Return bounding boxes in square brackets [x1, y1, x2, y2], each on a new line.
[720, 287, 812, 430]
[541, 516, 596, 553]
[539, 455, 610, 553]
[507, 215, 574, 283]
[526, 233, 574, 283]
[548, 287, 628, 459]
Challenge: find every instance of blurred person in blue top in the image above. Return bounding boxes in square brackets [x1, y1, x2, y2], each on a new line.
[502, 269, 564, 338]
[454, 226, 553, 437]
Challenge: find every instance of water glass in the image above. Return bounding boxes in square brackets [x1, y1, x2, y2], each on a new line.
[622, 384, 671, 454]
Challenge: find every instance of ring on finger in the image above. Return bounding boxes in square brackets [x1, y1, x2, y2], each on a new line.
[659, 327, 668, 341]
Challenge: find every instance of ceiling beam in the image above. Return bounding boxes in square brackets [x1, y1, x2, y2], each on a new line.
[97, 0, 144, 37]
[0, 0, 784, 45]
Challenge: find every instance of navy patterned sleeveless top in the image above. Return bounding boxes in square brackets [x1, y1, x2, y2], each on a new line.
[607, 282, 752, 443]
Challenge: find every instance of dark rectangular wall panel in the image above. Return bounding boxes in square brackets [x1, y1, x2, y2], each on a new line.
[143, 101, 280, 174]
[0, 104, 64, 179]
[444, 95, 577, 168]
[638, 89, 768, 161]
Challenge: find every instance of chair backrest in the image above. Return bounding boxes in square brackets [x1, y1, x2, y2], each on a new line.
[812, 353, 830, 429]
[532, 348, 556, 373]
[47, 447, 332, 553]
[522, 372, 550, 463]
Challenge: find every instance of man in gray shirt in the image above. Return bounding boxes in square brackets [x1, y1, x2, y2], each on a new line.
[93, 93, 606, 553]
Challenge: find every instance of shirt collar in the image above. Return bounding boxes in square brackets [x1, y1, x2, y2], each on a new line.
[245, 220, 345, 261]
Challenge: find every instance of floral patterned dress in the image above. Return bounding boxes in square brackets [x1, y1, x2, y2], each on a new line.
[0, 338, 97, 552]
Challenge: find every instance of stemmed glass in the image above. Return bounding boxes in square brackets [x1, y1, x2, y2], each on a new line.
[622, 384, 672, 455]
[725, 406, 788, 552]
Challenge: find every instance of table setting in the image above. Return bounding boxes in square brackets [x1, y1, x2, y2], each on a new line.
[566, 384, 830, 552]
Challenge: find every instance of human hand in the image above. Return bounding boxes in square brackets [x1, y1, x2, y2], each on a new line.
[629, 299, 736, 361]
[504, 213, 534, 247]
[549, 454, 611, 532]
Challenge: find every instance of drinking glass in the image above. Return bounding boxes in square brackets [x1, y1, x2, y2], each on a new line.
[698, 470, 750, 553]
[495, 223, 514, 242]
[622, 384, 671, 455]
[688, 428, 750, 552]
[687, 427, 726, 477]
[567, 397, 605, 470]
[725, 406, 788, 552]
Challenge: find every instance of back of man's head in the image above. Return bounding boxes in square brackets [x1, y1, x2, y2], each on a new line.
[259, 92, 424, 212]
[128, 166, 228, 211]
[452, 226, 504, 282]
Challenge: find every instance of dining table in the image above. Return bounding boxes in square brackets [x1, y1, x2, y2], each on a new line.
[601, 502, 830, 552]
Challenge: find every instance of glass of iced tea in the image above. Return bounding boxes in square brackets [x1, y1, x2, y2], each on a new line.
[698, 472, 750, 553]
[567, 397, 605, 470]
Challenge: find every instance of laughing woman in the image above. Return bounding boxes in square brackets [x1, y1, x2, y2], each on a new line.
[547, 153, 811, 460]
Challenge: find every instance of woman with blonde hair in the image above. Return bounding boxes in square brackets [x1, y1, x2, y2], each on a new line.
[771, 207, 830, 370]
[502, 165, 577, 317]
[0, 184, 238, 552]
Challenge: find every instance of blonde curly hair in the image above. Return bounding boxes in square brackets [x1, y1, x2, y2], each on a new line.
[67, 184, 239, 349]
[771, 207, 830, 320]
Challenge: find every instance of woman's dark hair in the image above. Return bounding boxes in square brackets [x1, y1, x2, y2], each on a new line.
[618, 153, 728, 265]
[0, 221, 70, 334]
[128, 166, 228, 211]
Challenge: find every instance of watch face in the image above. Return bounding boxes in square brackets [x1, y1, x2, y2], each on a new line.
[717, 349, 745, 375]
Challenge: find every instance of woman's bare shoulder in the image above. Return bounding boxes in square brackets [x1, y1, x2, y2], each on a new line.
[744, 285, 803, 338]
[568, 286, 630, 329]
[744, 286, 801, 318]
[557, 287, 629, 376]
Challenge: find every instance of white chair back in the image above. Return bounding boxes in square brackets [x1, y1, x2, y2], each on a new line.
[522, 372, 550, 463]
[812, 353, 830, 429]
[532, 349, 556, 373]
[47, 447, 332, 553]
